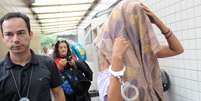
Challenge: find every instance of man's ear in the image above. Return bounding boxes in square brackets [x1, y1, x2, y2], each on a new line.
[1, 33, 6, 43]
[29, 31, 33, 38]
[1, 32, 4, 38]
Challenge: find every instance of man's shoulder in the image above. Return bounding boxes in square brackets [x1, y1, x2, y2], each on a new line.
[0, 58, 7, 78]
[0, 58, 6, 67]
[33, 54, 55, 69]
[34, 54, 54, 62]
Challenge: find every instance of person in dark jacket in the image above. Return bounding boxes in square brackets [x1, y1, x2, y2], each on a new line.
[53, 40, 92, 101]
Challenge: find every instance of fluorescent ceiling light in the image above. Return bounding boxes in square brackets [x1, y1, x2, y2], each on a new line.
[44, 30, 76, 34]
[42, 25, 77, 29]
[44, 26, 76, 31]
[31, 0, 96, 34]
[57, 31, 77, 36]
[41, 21, 78, 26]
[33, 0, 94, 6]
[62, 30, 77, 33]
[32, 4, 91, 13]
[44, 28, 76, 34]
[40, 17, 82, 23]
[37, 12, 85, 19]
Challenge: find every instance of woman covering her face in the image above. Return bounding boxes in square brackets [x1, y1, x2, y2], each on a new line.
[94, 0, 183, 101]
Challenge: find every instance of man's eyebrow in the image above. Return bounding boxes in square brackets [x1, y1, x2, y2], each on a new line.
[4, 29, 26, 33]
[16, 29, 26, 32]
[3, 31, 12, 34]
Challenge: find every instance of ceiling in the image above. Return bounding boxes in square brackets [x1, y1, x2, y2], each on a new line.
[30, 0, 98, 35]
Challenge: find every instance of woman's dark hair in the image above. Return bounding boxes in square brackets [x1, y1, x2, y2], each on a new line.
[0, 12, 31, 33]
[53, 40, 72, 60]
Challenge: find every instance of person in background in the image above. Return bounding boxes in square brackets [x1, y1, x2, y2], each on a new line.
[42, 47, 51, 57]
[53, 40, 92, 101]
[53, 40, 77, 72]
[53, 40, 77, 101]
[48, 44, 55, 58]
[0, 12, 66, 101]
[94, 0, 184, 101]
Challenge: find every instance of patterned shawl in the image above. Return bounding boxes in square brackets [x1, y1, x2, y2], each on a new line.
[94, 0, 164, 101]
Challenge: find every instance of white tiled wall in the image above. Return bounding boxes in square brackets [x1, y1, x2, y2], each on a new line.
[143, 0, 201, 101]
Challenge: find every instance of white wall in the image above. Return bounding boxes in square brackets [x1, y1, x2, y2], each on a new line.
[143, 0, 201, 101]
[77, 0, 114, 91]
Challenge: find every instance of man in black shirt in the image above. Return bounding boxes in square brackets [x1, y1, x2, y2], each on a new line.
[0, 12, 66, 101]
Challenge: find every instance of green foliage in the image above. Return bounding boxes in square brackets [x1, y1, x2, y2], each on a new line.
[40, 33, 57, 48]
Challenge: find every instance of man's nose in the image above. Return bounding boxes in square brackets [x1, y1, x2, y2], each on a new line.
[13, 34, 21, 43]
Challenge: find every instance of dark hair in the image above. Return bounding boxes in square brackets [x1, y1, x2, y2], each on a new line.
[53, 40, 72, 60]
[0, 12, 31, 33]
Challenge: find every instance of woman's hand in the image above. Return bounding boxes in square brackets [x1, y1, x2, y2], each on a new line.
[141, 4, 184, 57]
[112, 36, 130, 59]
[56, 58, 67, 71]
[142, 3, 170, 35]
[69, 59, 75, 65]
[142, 4, 160, 25]
[60, 59, 67, 66]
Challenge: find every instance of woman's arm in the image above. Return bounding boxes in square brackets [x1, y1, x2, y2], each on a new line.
[52, 87, 66, 101]
[108, 36, 130, 101]
[142, 4, 184, 58]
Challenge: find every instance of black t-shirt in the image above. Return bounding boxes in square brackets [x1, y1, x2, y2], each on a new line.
[0, 52, 63, 101]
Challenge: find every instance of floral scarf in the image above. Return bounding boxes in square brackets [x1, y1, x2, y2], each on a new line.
[94, 0, 164, 101]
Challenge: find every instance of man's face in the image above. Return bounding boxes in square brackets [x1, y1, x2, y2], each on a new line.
[2, 18, 32, 54]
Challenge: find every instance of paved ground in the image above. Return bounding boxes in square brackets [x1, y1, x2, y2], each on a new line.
[91, 97, 100, 101]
